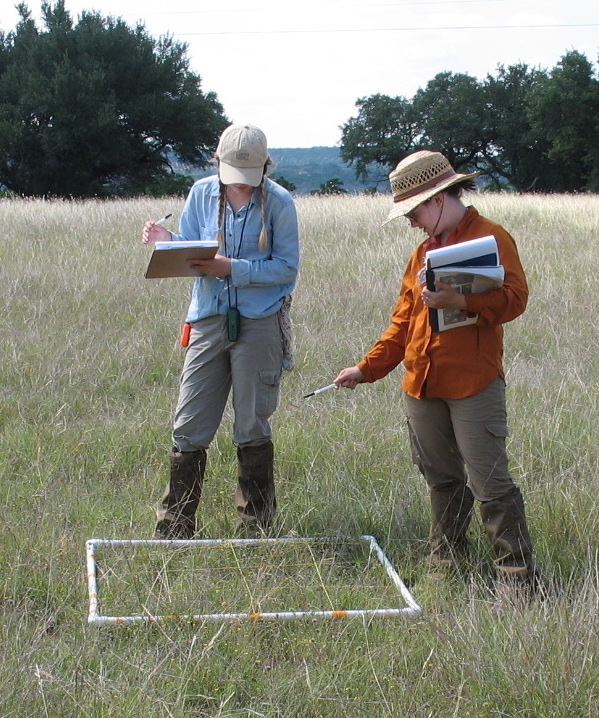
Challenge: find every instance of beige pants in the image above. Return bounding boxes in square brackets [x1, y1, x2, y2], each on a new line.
[405, 378, 516, 502]
[173, 313, 283, 452]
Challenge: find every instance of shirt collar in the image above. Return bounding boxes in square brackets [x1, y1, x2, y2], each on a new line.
[206, 175, 259, 209]
[444, 205, 479, 246]
[424, 205, 479, 251]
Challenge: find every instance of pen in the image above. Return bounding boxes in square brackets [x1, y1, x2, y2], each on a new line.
[302, 383, 337, 399]
[155, 213, 172, 225]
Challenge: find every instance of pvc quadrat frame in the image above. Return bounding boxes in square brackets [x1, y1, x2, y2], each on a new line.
[86, 534, 422, 625]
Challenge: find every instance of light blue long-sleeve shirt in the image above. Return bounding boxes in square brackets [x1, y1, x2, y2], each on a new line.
[171, 175, 300, 322]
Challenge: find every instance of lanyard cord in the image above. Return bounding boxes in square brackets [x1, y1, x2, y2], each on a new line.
[424, 194, 445, 251]
[223, 197, 251, 311]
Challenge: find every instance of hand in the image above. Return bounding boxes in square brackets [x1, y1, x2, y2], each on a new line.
[142, 221, 171, 245]
[187, 253, 232, 277]
[422, 281, 467, 310]
[334, 366, 364, 390]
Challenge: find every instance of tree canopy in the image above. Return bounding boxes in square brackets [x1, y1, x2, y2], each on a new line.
[340, 51, 599, 192]
[0, 1, 229, 197]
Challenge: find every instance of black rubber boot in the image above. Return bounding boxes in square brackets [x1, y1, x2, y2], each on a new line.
[480, 486, 535, 581]
[154, 447, 206, 539]
[428, 482, 475, 568]
[235, 440, 276, 529]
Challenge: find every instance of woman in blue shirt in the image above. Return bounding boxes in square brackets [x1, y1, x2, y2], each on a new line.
[142, 124, 300, 538]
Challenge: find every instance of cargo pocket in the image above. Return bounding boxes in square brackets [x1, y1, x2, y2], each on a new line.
[406, 417, 426, 474]
[484, 422, 509, 439]
[257, 369, 282, 419]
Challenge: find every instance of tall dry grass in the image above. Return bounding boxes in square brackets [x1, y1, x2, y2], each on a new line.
[0, 191, 598, 716]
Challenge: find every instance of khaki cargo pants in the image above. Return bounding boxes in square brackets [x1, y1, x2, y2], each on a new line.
[173, 313, 284, 452]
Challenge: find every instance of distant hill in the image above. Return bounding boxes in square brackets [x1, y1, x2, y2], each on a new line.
[188, 147, 390, 195]
[268, 147, 389, 194]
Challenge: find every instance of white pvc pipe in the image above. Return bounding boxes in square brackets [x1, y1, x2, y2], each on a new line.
[86, 535, 422, 625]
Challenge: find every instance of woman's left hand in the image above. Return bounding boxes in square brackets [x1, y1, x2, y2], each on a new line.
[187, 254, 232, 277]
[422, 281, 467, 310]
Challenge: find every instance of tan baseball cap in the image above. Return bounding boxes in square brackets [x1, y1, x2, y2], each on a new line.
[215, 124, 269, 187]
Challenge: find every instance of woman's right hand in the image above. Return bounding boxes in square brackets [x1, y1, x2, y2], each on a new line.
[142, 221, 171, 245]
[334, 366, 364, 390]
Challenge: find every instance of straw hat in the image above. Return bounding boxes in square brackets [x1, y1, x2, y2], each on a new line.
[383, 150, 480, 224]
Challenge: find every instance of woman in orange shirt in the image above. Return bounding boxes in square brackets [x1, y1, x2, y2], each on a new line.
[335, 150, 537, 595]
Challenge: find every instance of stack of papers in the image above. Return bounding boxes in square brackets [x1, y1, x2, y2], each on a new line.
[425, 235, 503, 332]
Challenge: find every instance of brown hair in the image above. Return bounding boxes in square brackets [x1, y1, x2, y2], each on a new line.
[443, 177, 477, 197]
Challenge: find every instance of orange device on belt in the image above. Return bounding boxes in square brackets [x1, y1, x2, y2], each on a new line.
[180, 323, 192, 347]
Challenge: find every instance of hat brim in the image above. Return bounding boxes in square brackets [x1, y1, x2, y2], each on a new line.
[382, 171, 480, 225]
[218, 161, 264, 187]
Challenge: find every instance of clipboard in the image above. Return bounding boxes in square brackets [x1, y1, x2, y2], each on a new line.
[144, 240, 219, 278]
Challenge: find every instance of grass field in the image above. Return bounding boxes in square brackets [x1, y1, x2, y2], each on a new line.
[1, 191, 598, 716]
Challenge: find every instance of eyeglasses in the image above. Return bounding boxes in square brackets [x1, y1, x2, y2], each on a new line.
[406, 198, 432, 222]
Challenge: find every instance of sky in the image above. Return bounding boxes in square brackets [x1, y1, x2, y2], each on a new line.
[2, 0, 598, 148]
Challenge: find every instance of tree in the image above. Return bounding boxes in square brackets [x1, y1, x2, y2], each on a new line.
[339, 77, 489, 183]
[0, 1, 229, 197]
[412, 71, 488, 171]
[310, 178, 347, 195]
[272, 175, 296, 192]
[527, 51, 599, 191]
[339, 51, 599, 193]
[143, 172, 194, 197]
[340, 94, 419, 181]
[480, 63, 551, 191]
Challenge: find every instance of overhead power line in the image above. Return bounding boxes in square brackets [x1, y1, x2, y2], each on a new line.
[139, 0, 512, 15]
[175, 23, 599, 37]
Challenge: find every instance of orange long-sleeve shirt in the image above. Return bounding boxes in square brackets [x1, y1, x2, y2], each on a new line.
[357, 207, 528, 399]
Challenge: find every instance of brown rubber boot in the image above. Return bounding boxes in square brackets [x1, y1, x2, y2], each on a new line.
[428, 482, 475, 569]
[154, 447, 206, 539]
[480, 486, 535, 583]
[235, 441, 276, 529]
